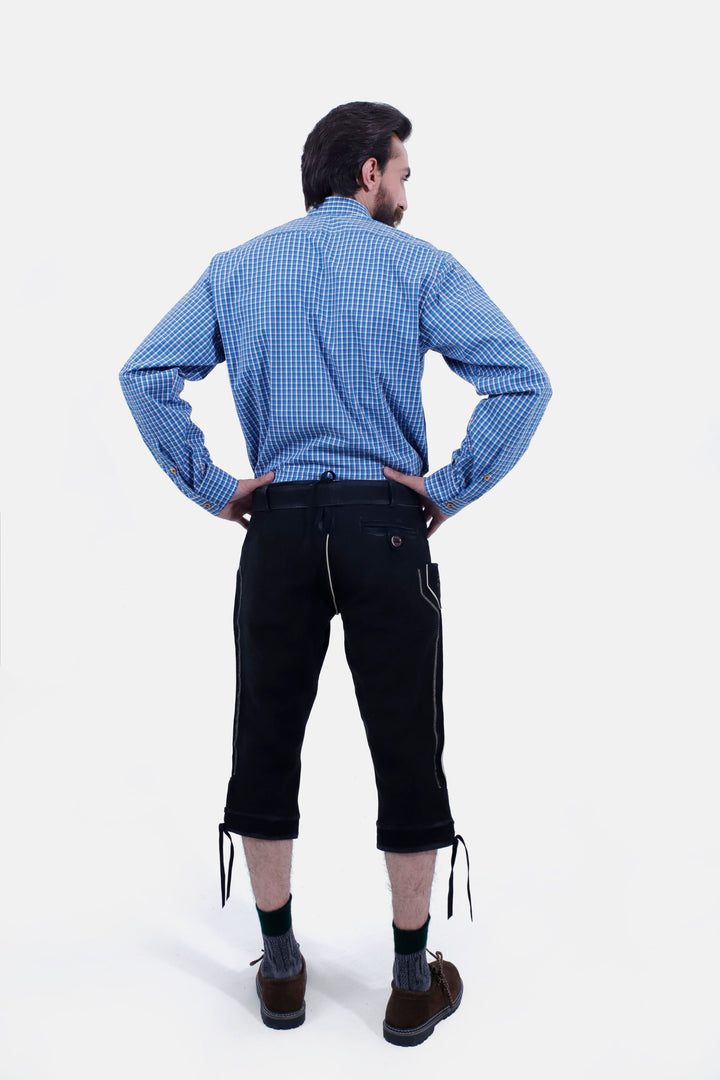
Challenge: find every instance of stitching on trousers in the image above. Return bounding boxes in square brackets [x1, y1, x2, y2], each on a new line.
[325, 532, 339, 614]
[417, 566, 443, 788]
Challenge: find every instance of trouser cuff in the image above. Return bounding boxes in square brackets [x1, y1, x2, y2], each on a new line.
[223, 809, 299, 841]
[377, 820, 455, 852]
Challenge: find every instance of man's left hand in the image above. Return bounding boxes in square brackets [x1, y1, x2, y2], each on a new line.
[217, 471, 275, 528]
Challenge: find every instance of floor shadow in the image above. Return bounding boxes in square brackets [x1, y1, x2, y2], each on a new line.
[143, 916, 391, 1035]
[144, 931, 258, 1019]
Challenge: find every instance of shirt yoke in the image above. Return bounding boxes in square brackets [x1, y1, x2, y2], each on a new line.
[210, 206, 450, 287]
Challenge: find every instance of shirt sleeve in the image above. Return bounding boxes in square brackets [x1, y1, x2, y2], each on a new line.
[419, 254, 552, 515]
[119, 264, 239, 515]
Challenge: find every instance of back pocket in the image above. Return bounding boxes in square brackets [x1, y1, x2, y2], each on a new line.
[360, 520, 420, 538]
[360, 519, 424, 550]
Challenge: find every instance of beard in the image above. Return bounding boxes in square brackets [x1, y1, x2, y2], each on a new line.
[372, 184, 403, 228]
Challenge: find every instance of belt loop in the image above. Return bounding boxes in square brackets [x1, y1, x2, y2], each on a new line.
[254, 484, 270, 511]
[388, 478, 396, 507]
[313, 470, 336, 507]
[447, 834, 473, 920]
[218, 824, 235, 908]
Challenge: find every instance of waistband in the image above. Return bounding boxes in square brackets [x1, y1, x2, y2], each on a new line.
[252, 474, 423, 511]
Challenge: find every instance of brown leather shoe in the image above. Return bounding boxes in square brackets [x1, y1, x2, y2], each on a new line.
[255, 956, 307, 1029]
[383, 950, 463, 1046]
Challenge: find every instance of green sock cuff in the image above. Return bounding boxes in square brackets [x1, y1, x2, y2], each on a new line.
[393, 915, 430, 955]
[257, 894, 292, 937]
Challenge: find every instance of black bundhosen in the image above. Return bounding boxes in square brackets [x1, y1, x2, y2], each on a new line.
[220, 472, 456, 862]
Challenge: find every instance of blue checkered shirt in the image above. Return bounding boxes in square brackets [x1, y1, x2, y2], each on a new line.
[120, 196, 551, 516]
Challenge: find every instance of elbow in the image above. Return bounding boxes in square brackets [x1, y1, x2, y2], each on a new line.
[119, 364, 142, 405]
[527, 367, 552, 409]
[119, 358, 146, 390]
[541, 371, 553, 405]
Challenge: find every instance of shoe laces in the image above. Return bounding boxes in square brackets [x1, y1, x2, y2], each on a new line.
[427, 948, 453, 1005]
[249, 946, 303, 969]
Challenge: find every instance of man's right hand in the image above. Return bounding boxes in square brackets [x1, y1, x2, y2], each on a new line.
[382, 466, 451, 537]
[217, 471, 275, 529]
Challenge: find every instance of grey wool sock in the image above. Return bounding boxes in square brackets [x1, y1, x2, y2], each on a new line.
[392, 917, 432, 992]
[256, 895, 303, 979]
[260, 927, 303, 979]
[393, 947, 432, 992]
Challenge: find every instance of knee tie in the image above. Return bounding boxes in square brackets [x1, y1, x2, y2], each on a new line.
[447, 834, 473, 920]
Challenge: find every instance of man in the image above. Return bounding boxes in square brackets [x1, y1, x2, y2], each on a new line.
[119, 101, 552, 1045]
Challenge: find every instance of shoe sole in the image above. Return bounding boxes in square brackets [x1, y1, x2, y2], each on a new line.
[382, 979, 463, 1047]
[255, 975, 306, 1030]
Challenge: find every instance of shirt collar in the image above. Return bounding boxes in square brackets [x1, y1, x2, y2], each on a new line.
[307, 196, 372, 220]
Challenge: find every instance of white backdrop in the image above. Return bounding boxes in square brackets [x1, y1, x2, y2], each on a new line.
[2, 1, 718, 1077]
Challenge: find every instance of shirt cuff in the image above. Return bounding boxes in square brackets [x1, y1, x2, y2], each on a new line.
[424, 463, 496, 516]
[424, 467, 466, 515]
[195, 464, 241, 514]
[164, 461, 240, 515]
[425, 462, 498, 516]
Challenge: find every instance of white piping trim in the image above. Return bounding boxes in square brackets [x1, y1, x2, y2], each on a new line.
[416, 566, 443, 788]
[430, 630, 442, 789]
[425, 564, 441, 611]
[417, 567, 441, 616]
[325, 533, 339, 614]
[231, 567, 243, 775]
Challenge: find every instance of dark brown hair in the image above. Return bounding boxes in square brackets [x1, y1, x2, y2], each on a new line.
[301, 101, 412, 210]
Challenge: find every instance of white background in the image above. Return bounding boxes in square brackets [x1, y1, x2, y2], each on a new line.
[1, 1, 718, 1077]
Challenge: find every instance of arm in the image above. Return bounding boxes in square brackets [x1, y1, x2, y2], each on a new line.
[419, 255, 552, 516]
[119, 264, 240, 514]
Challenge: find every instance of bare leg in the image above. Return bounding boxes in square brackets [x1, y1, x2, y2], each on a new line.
[386, 850, 437, 929]
[243, 837, 302, 981]
[243, 837, 293, 911]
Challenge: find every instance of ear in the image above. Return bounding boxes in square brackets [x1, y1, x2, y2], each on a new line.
[358, 155, 381, 193]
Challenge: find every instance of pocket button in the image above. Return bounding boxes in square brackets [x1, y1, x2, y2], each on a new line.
[391, 535, 403, 548]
